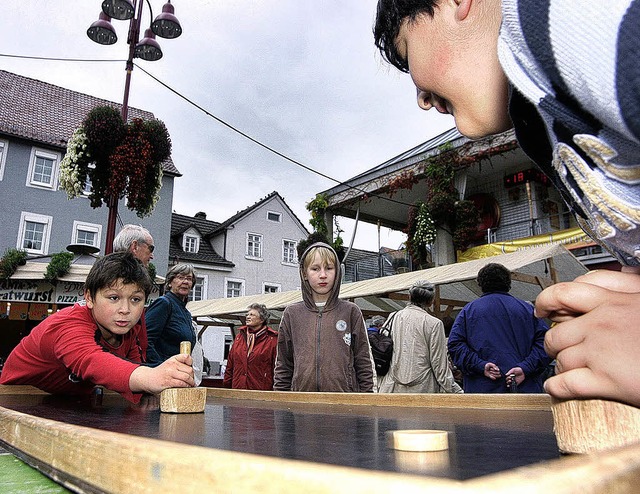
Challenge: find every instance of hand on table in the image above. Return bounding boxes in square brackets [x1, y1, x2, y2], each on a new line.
[130, 353, 195, 395]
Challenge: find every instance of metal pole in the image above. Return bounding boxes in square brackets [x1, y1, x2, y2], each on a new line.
[104, 0, 144, 255]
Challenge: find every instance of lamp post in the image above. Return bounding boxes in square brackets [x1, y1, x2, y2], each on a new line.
[87, 0, 182, 254]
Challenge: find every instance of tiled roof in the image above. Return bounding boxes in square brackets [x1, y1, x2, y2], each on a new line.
[170, 212, 234, 267]
[209, 191, 309, 237]
[0, 70, 180, 176]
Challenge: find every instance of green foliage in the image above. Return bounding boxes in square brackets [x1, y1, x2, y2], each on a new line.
[303, 193, 345, 261]
[453, 200, 481, 250]
[44, 252, 74, 283]
[0, 249, 28, 280]
[147, 262, 157, 282]
[306, 193, 330, 235]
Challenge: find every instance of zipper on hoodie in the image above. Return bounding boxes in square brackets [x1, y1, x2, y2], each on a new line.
[316, 308, 323, 391]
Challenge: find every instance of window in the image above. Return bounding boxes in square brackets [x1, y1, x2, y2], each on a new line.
[0, 139, 8, 181]
[72, 221, 102, 248]
[267, 211, 281, 222]
[225, 278, 245, 298]
[26, 147, 60, 190]
[188, 276, 207, 302]
[17, 212, 53, 254]
[283, 239, 297, 264]
[183, 234, 200, 253]
[246, 233, 263, 259]
[263, 283, 281, 294]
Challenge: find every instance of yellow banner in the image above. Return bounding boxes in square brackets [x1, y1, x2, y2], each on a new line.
[457, 227, 591, 262]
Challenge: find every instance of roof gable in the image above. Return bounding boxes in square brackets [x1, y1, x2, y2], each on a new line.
[0, 70, 180, 176]
[208, 191, 309, 238]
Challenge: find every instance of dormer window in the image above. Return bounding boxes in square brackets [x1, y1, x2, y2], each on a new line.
[183, 234, 200, 253]
[267, 211, 281, 222]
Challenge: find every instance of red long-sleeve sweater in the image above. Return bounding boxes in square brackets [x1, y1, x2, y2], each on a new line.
[0, 303, 146, 403]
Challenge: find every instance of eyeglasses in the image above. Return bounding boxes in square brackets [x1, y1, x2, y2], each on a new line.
[145, 243, 155, 253]
[174, 274, 194, 282]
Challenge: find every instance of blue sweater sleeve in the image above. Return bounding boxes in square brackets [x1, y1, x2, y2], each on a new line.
[448, 310, 486, 375]
[144, 296, 171, 365]
[516, 315, 551, 376]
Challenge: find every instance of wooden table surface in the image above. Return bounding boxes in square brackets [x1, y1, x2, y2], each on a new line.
[2, 386, 640, 493]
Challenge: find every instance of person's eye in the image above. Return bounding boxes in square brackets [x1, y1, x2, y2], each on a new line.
[131, 297, 144, 304]
[108, 295, 119, 302]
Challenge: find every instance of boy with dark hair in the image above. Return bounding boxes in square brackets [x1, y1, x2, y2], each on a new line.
[448, 263, 550, 393]
[373, 0, 640, 406]
[0, 252, 194, 402]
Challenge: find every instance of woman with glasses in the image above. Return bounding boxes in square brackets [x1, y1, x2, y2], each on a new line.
[146, 264, 198, 368]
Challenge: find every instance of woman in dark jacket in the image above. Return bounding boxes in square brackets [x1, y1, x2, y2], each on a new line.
[146, 264, 197, 366]
[223, 303, 278, 390]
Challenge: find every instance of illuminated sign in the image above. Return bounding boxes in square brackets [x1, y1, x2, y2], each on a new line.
[504, 168, 550, 188]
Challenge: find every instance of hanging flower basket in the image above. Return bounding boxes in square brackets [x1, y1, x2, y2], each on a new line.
[59, 105, 171, 218]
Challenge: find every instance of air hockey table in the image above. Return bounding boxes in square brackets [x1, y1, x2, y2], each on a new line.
[1, 385, 639, 493]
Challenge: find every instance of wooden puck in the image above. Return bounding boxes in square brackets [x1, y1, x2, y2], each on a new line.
[387, 429, 449, 452]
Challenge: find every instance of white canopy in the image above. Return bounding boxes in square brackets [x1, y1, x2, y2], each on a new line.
[188, 244, 587, 324]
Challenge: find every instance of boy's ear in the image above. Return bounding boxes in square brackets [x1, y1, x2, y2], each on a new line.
[84, 290, 95, 309]
[453, 0, 472, 21]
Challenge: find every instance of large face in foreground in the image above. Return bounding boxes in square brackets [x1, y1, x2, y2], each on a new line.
[395, 3, 512, 139]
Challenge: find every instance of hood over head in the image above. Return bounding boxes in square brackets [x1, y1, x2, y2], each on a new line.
[299, 242, 342, 311]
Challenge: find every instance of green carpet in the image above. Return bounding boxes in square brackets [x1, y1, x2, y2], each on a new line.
[0, 453, 70, 493]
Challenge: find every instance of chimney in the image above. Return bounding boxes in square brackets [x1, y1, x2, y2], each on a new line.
[194, 211, 206, 219]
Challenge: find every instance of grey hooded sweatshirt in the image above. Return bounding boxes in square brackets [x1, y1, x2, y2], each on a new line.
[273, 243, 374, 392]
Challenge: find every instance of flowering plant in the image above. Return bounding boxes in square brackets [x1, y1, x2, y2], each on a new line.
[406, 201, 436, 265]
[59, 106, 171, 218]
[59, 128, 91, 199]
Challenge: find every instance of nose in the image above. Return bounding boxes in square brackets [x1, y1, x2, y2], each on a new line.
[118, 301, 131, 314]
[416, 89, 449, 114]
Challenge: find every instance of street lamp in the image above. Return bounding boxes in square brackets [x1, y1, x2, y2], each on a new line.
[87, 0, 182, 254]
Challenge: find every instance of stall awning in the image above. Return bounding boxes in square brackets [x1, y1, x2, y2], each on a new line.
[188, 244, 587, 322]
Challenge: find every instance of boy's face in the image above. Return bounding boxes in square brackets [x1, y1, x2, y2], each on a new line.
[395, 1, 512, 139]
[85, 279, 146, 342]
[304, 252, 336, 303]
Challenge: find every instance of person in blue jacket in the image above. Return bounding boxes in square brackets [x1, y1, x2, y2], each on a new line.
[448, 263, 550, 393]
[145, 264, 197, 365]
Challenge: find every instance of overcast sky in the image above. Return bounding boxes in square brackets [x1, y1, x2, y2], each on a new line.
[1, 0, 454, 250]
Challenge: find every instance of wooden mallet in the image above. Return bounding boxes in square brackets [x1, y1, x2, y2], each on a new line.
[159, 341, 207, 413]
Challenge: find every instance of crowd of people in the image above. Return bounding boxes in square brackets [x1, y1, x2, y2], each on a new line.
[0, 227, 555, 400]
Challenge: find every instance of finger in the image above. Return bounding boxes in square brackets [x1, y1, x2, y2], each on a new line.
[544, 320, 586, 358]
[553, 344, 588, 374]
[574, 270, 640, 292]
[534, 282, 613, 319]
[543, 368, 618, 401]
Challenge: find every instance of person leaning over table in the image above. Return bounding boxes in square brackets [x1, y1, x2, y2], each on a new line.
[373, 0, 640, 407]
[0, 252, 194, 402]
[145, 264, 197, 365]
[224, 303, 278, 390]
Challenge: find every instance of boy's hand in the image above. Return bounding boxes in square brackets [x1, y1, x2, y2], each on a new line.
[536, 270, 640, 407]
[130, 354, 195, 395]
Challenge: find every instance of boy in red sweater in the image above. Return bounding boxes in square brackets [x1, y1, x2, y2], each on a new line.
[0, 252, 195, 402]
